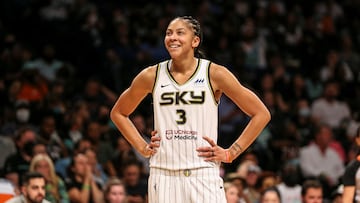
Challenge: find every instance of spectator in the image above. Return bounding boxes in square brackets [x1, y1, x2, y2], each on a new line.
[122, 160, 147, 203]
[238, 17, 267, 83]
[109, 134, 139, 178]
[320, 50, 354, 83]
[342, 126, 360, 202]
[243, 164, 262, 203]
[299, 124, 345, 198]
[310, 79, 351, 130]
[260, 186, 282, 203]
[29, 154, 69, 203]
[129, 112, 150, 176]
[276, 162, 302, 203]
[225, 173, 250, 203]
[3, 126, 37, 190]
[62, 101, 90, 151]
[339, 33, 360, 82]
[5, 172, 50, 203]
[37, 113, 68, 161]
[74, 77, 117, 117]
[1, 100, 33, 137]
[15, 69, 49, 103]
[55, 138, 92, 179]
[23, 44, 64, 83]
[31, 142, 48, 157]
[301, 179, 323, 203]
[84, 120, 114, 169]
[104, 177, 127, 203]
[224, 182, 240, 203]
[65, 152, 103, 203]
[256, 171, 278, 194]
[83, 147, 108, 188]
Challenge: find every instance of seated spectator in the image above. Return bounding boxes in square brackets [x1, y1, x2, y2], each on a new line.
[243, 164, 262, 203]
[104, 177, 127, 203]
[55, 138, 92, 179]
[22, 44, 64, 83]
[108, 134, 140, 178]
[122, 160, 148, 203]
[256, 171, 278, 194]
[29, 154, 69, 203]
[3, 126, 37, 190]
[83, 147, 108, 188]
[16, 69, 49, 103]
[224, 181, 241, 203]
[225, 172, 250, 203]
[299, 124, 345, 198]
[37, 113, 68, 161]
[341, 126, 360, 202]
[301, 179, 323, 203]
[1, 100, 33, 137]
[260, 186, 282, 203]
[65, 152, 103, 203]
[276, 162, 302, 203]
[84, 120, 114, 170]
[5, 172, 50, 203]
[311, 79, 351, 130]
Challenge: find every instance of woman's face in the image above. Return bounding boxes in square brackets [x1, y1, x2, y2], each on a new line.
[261, 191, 280, 203]
[35, 160, 50, 178]
[225, 185, 239, 203]
[73, 154, 88, 176]
[164, 19, 199, 59]
[107, 185, 126, 203]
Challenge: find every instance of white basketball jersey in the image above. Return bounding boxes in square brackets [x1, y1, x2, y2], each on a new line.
[151, 58, 219, 170]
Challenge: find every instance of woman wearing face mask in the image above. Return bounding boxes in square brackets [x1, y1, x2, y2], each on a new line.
[1, 100, 32, 137]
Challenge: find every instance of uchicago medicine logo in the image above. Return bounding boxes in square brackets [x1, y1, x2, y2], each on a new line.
[165, 129, 198, 140]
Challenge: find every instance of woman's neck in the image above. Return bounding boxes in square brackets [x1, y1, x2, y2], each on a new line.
[170, 57, 197, 74]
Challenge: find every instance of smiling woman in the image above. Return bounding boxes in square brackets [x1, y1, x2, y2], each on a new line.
[110, 15, 270, 203]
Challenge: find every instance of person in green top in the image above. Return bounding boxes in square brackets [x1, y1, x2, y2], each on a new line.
[29, 153, 69, 203]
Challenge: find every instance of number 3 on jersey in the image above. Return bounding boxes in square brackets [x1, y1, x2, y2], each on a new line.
[176, 109, 186, 124]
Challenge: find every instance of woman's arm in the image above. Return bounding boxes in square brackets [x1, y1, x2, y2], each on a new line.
[110, 66, 157, 157]
[210, 64, 271, 161]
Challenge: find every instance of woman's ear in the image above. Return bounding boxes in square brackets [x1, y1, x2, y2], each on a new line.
[192, 36, 200, 48]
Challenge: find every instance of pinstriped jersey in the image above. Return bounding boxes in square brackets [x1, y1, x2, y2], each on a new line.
[151, 58, 219, 170]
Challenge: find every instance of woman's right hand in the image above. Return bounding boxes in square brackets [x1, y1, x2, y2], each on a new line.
[143, 130, 160, 157]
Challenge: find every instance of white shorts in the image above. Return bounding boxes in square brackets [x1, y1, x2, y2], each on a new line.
[148, 167, 226, 203]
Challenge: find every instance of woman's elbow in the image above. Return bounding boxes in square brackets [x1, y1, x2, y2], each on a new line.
[110, 106, 119, 122]
[263, 108, 271, 123]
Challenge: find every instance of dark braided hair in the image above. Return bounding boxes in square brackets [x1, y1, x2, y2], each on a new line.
[175, 16, 206, 58]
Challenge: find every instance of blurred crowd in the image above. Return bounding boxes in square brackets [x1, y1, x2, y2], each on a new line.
[0, 0, 360, 202]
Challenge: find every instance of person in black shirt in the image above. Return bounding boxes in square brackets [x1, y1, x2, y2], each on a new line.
[342, 126, 360, 202]
[65, 151, 103, 203]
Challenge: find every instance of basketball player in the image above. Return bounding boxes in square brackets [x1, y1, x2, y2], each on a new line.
[110, 16, 271, 203]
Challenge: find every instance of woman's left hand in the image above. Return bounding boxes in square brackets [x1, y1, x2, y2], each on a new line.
[197, 136, 229, 163]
